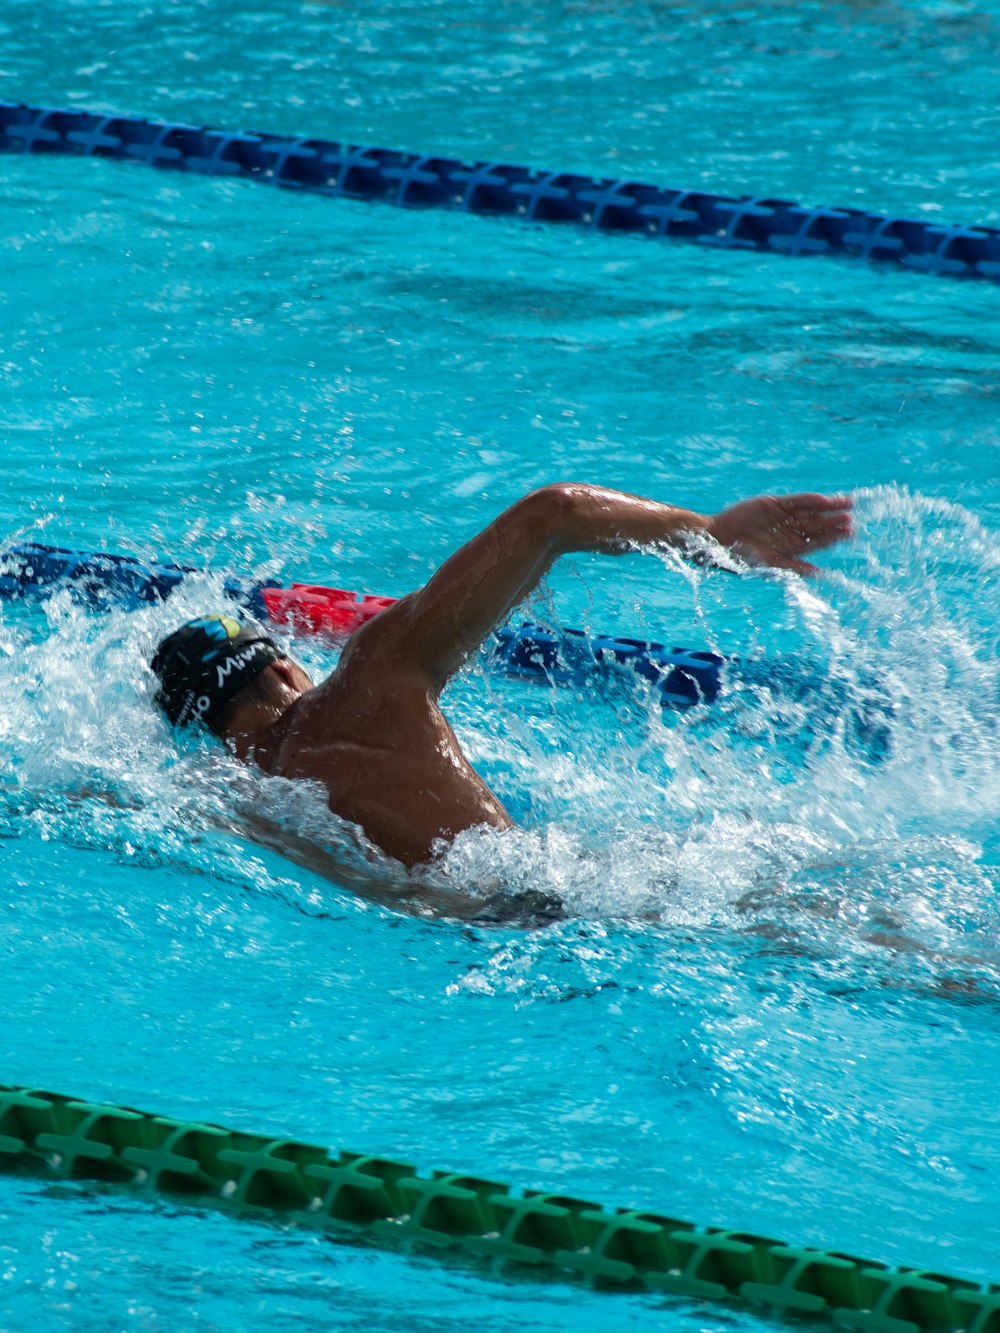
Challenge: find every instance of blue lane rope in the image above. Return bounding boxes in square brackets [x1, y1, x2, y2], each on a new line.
[0, 541, 893, 753]
[0, 540, 725, 711]
[2, 102, 998, 280]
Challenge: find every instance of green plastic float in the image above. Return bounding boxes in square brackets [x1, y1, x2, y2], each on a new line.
[0, 1082, 996, 1332]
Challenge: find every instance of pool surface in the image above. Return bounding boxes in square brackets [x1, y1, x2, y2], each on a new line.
[2, 0, 999, 1329]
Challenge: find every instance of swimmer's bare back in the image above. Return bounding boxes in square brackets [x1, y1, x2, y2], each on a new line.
[221, 483, 854, 867]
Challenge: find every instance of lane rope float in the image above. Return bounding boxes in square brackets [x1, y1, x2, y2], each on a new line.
[0, 540, 728, 711]
[2, 102, 998, 281]
[1, 1081, 996, 1332]
[0, 540, 894, 751]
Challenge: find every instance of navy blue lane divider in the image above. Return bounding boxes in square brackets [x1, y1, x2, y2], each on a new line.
[2, 102, 998, 280]
[0, 541, 893, 750]
[0, 542, 724, 711]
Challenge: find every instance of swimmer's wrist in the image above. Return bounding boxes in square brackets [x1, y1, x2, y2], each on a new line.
[678, 512, 717, 564]
[703, 512, 725, 546]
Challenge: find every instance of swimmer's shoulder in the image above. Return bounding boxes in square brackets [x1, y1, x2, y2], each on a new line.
[303, 643, 442, 741]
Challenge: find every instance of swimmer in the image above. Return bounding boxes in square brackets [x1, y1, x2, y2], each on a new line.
[151, 484, 853, 875]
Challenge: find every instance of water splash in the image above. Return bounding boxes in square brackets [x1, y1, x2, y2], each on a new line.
[0, 486, 997, 984]
[441, 485, 1000, 972]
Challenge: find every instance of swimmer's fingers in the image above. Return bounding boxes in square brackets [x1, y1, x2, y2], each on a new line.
[765, 554, 820, 578]
[777, 493, 855, 553]
[709, 492, 853, 575]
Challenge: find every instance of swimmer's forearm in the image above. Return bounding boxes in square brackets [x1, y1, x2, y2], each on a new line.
[546, 483, 711, 555]
[550, 484, 853, 575]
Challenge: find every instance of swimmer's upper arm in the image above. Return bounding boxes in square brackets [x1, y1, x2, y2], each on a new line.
[338, 486, 578, 692]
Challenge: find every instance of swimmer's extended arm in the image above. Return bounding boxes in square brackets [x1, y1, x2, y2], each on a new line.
[343, 484, 853, 691]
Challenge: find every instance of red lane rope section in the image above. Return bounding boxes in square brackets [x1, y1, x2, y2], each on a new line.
[260, 584, 397, 635]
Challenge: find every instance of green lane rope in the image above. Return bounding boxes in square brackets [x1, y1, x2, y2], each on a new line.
[1, 1082, 996, 1332]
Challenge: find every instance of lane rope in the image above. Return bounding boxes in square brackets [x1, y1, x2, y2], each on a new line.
[0, 1081, 995, 1331]
[0, 539, 895, 751]
[0, 540, 727, 711]
[2, 102, 998, 281]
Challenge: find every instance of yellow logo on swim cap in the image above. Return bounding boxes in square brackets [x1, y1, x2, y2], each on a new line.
[219, 616, 242, 639]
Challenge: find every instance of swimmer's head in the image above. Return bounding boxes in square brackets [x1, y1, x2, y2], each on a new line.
[150, 614, 287, 733]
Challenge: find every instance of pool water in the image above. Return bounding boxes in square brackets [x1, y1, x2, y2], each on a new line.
[2, 0, 1000, 1329]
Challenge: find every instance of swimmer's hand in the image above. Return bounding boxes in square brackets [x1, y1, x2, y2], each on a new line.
[708, 492, 854, 576]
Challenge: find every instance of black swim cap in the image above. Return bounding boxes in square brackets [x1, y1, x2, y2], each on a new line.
[151, 615, 283, 730]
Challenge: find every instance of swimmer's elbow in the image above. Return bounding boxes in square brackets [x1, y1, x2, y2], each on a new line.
[515, 483, 591, 552]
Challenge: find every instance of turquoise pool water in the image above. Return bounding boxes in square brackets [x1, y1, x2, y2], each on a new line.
[2, 0, 1000, 1328]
